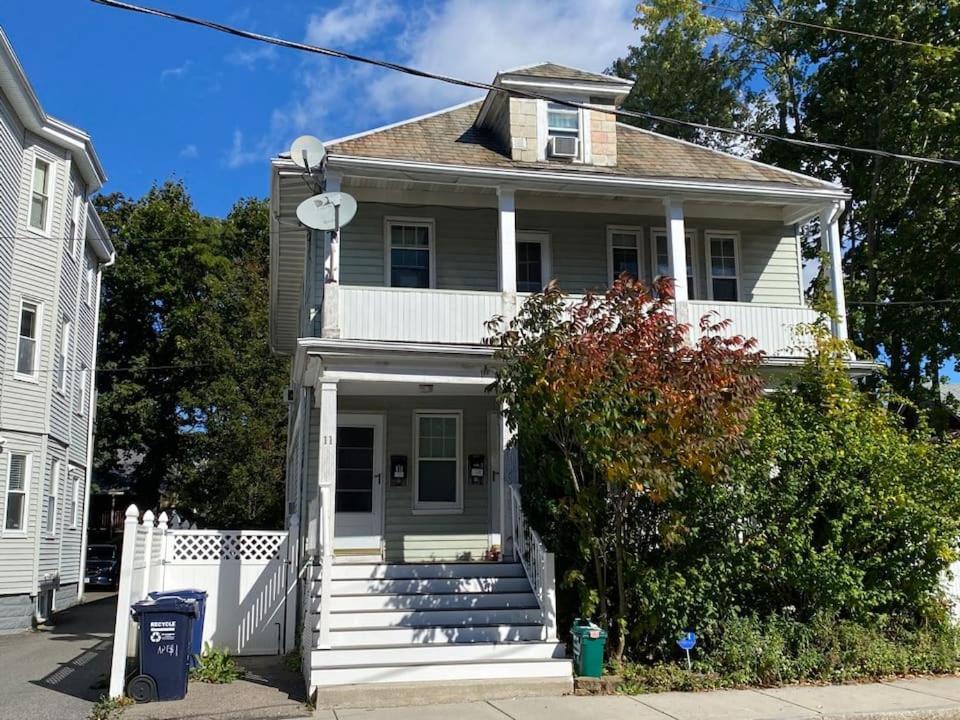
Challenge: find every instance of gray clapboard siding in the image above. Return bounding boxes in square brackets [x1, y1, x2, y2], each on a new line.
[0, 432, 44, 595]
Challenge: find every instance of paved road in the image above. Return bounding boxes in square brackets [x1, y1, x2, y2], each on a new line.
[0, 592, 116, 720]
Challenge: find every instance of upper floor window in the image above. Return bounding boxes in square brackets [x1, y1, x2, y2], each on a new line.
[76, 363, 88, 416]
[84, 253, 96, 305]
[516, 232, 551, 292]
[69, 195, 82, 256]
[70, 473, 81, 529]
[547, 103, 579, 139]
[4, 452, 29, 532]
[29, 158, 51, 232]
[607, 227, 642, 283]
[45, 459, 61, 537]
[706, 232, 740, 301]
[16, 300, 40, 378]
[653, 231, 698, 299]
[386, 218, 434, 289]
[55, 317, 71, 393]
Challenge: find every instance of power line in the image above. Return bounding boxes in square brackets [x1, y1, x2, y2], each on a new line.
[90, 0, 960, 169]
[704, 2, 957, 53]
[848, 299, 960, 306]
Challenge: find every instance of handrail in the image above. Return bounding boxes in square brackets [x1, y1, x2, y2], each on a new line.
[508, 484, 558, 641]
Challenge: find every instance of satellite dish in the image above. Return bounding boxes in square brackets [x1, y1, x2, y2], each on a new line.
[290, 135, 326, 170]
[296, 192, 357, 231]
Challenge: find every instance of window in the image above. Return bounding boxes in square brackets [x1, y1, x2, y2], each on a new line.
[706, 232, 740, 301]
[70, 474, 81, 529]
[69, 195, 81, 256]
[55, 318, 71, 393]
[16, 301, 40, 378]
[607, 228, 642, 283]
[516, 232, 551, 292]
[414, 411, 462, 512]
[547, 102, 579, 139]
[652, 231, 698, 299]
[335, 427, 374, 513]
[75, 364, 88, 415]
[386, 219, 433, 288]
[45, 460, 60, 536]
[4, 453, 29, 532]
[84, 253, 95, 305]
[29, 158, 51, 231]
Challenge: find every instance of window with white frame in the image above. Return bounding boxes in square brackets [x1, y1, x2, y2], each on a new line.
[45, 459, 60, 536]
[75, 363, 88, 415]
[547, 102, 580, 139]
[70, 474, 81, 529]
[387, 219, 433, 288]
[69, 194, 81, 256]
[516, 232, 551, 292]
[84, 253, 95, 305]
[607, 228, 642, 283]
[16, 301, 40, 378]
[4, 453, 29, 532]
[55, 317, 71, 393]
[29, 158, 51, 231]
[414, 411, 462, 512]
[652, 231, 698, 299]
[706, 232, 740, 301]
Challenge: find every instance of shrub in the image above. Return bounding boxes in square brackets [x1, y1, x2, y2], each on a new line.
[191, 643, 244, 684]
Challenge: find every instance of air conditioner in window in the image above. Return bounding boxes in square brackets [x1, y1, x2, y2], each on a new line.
[548, 135, 579, 158]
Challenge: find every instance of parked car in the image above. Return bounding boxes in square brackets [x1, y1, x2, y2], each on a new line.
[85, 544, 120, 589]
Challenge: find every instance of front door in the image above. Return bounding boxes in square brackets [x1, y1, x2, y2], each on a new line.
[334, 414, 384, 554]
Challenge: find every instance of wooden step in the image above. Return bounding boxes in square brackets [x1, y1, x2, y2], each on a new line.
[309, 658, 572, 687]
[329, 562, 526, 580]
[311, 641, 566, 667]
[326, 576, 532, 595]
[326, 607, 544, 630]
[329, 623, 547, 647]
[327, 591, 538, 612]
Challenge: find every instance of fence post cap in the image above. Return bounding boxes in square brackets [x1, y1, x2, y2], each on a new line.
[124, 504, 140, 520]
[157, 511, 169, 530]
[143, 509, 155, 524]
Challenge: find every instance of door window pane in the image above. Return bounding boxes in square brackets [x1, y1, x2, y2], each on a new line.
[516, 241, 543, 292]
[336, 426, 374, 513]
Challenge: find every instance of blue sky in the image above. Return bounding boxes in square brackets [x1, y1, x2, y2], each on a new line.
[3, 0, 641, 217]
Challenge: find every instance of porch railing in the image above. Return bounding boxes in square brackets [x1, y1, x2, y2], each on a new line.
[508, 484, 557, 641]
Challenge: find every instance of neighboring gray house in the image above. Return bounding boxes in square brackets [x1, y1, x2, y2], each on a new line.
[0, 28, 113, 631]
[270, 64, 869, 695]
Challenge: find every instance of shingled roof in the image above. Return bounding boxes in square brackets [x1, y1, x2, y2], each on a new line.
[502, 62, 632, 85]
[326, 100, 832, 190]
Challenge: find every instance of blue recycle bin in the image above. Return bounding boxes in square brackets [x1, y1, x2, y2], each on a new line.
[148, 589, 207, 666]
[128, 595, 198, 702]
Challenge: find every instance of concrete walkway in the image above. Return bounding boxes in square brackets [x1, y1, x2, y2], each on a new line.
[0, 591, 116, 720]
[313, 677, 960, 720]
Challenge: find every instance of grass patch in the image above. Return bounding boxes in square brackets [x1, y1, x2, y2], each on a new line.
[190, 643, 245, 684]
[88, 695, 133, 720]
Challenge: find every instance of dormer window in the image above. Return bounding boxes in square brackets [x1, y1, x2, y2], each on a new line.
[546, 103, 581, 159]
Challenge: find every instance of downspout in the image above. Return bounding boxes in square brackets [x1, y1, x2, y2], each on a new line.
[77, 248, 115, 604]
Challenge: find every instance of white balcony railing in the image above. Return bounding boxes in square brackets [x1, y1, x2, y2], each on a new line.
[336, 285, 823, 357]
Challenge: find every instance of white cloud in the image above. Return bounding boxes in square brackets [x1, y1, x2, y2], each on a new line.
[224, 129, 266, 168]
[226, 45, 278, 70]
[160, 60, 192, 80]
[305, 0, 401, 48]
[179, 144, 199, 159]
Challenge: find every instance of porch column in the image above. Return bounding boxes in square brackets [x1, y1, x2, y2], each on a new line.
[315, 379, 338, 649]
[498, 186, 517, 320]
[820, 202, 848, 341]
[663, 197, 688, 304]
[321, 172, 342, 338]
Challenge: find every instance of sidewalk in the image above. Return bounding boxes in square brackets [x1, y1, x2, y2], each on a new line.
[313, 677, 960, 720]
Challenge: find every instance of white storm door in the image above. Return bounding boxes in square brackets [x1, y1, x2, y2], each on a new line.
[334, 414, 384, 552]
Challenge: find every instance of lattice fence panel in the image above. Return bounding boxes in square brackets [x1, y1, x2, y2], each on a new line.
[169, 532, 284, 561]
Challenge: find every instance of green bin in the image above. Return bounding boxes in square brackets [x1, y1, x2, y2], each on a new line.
[571, 618, 607, 677]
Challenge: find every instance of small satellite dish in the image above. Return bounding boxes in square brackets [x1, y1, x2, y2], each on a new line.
[296, 192, 358, 231]
[290, 135, 326, 170]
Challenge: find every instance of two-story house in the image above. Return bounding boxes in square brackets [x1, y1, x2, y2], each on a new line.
[0, 28, 114, 632]
[270, 63, 868, 697]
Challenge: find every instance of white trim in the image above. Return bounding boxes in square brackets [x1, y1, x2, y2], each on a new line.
[75, 363, 88, 416]
[704, 230, 742, 302]
[69, 471, 80, 529]
[651, 227, 698, 298]
[536, 101, 548, 161]
[333, 412, 385, 554]
[606, 225, 643, 285]
[27, 154, 53, 236]
[412, 410, 463, 514]
[500, 78, 634, 96]
[83, 251, 95, 306]
[14, 298, 42, 383]
[516, 230, 552, 291]
[44, 458, 60, 539]
[384, 216, 436, 289]
[324, 98, 485, 147]
[794, 224, 805, 305]
[3, 451, 31, 535]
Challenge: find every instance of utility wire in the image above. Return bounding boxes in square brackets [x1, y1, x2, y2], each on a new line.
[90, 0, 960, 169]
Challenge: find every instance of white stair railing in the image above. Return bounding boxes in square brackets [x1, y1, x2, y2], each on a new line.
[508, 484, 557, 640]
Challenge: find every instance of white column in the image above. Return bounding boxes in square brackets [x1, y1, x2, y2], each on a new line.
[321, 173, 342, 338]
[109, 505, 140, 698]
[498, 186, 518, 321]
[499, 410, 518, 560]
[821, 202, 848, 341]
[663, 198, 688, 303]
[315, 380, 337, 649]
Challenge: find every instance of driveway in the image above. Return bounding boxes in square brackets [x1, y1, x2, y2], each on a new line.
[0, 592, 116, 720]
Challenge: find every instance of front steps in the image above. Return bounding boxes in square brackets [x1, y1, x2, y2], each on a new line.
[307, 561, 572, 693]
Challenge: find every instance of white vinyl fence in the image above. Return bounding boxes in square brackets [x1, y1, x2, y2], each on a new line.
[108, 505, 298, 698]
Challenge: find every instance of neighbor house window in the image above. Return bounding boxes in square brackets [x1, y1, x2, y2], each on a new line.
[84, 253, 95, 305]
[70, 474, 81, 529]
[29, 158, 51, 231]
[69, 195, 81, 256]
[414, 411, 462, 512]
[706, 232, 740, 301]
[4, 453, 29, 532]
[45, 459, 60, 536]
[607, 227, 642, 283]
[16, 301, 40, 378]
[386, 219, 433, 288]
[652, 231, 698, 299]
[516, 232, 551, 292]
[55, 318, 71, 393]
[75, 364, 88, 416]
